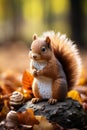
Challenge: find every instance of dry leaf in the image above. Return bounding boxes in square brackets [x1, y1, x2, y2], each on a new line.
[0, 100, 9, 121]
[73, 86, 87, 111]
[17, 108, 39, 126]
[0, 80, 17, 95]
[0, 70, 22, 87]
[22, 70, 34, 99]
[22, 70, 34, 89]
[80, 93, 87, 112]
[67, 90, 82, 104]
[33, 116, 54, 130]
[82, 103, 87, 113]
[52, 122, 64, 130]
[22, 88, 33, 100]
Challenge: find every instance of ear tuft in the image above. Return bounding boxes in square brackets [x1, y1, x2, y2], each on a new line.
[45, 36, 52, 49]
[33, 34, 38, 40]
[45, 36, 51, 44]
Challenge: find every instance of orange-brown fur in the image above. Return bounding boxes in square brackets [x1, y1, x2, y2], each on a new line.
[32, 81, 42, 98]
[29, 31, 82, 104]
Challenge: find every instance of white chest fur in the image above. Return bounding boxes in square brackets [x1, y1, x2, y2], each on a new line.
[32, 60, 47, 71]
[34, 77, 52, 99]
[32, 60, 52, 99]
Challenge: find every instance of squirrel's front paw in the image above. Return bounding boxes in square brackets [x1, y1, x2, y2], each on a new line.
[32, 98, 41, 103]
[48, 98, 57, 104]
[32, 69, 38, 77]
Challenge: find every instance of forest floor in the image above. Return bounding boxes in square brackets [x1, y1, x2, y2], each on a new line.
[0, 42, 29, 73]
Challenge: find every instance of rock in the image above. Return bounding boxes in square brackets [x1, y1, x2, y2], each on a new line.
[18, 98, 87, 129]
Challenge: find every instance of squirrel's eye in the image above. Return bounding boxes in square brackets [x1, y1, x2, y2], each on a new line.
[41, 46, 46, 52]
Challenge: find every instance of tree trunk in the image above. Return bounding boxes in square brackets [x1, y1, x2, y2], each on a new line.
[70, 0, 84, 47]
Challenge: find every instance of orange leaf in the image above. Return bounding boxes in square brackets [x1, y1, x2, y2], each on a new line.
[67, 90, 82, 104]
[22, 70, 34, 100]
[17, 108, 39, 126]
[0, 81, 16, 95]
[22, 70, 34, 90]
[33, 116, 54, 130]
[22, 88, 33, 100]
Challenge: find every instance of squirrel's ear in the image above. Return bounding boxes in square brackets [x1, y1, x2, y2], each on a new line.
[45, 36, 51, 49]
[45, 36, 51, 44]
[33, 34, 38, 40]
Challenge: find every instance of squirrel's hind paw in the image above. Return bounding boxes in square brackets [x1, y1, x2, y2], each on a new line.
[48, 98, 57, 104]
[31, 98, 41, 103]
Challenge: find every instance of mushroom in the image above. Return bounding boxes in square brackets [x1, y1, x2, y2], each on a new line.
[9, 91, 24, 110]
[5, 110, 19, 129]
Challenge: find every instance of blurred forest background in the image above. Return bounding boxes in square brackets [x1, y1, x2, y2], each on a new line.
[0, 0, 87, 72]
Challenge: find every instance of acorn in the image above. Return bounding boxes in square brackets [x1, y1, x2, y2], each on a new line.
[5, 110, 18, 129]
[9, 91, 24, 110]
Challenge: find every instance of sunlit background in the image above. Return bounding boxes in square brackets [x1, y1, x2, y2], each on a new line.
[0, 0, 87, 72]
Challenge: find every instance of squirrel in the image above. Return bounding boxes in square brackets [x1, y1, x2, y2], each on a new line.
[29, 31, 82, 104]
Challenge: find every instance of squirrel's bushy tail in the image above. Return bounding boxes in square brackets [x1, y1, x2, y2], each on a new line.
[42, 31, 82, 90]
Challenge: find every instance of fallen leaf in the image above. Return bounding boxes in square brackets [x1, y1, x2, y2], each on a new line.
[22, 70, 34, 100]
[1, 70, 22, 87]
[67, 90, 82, 104]
[33, 116, 54, 130]
[17, 108, 39, 126]
[22, 70, 34, 89]
[0, 100, 9, 121]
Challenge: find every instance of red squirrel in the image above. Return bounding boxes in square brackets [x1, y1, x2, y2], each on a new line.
[29, 31, 82, 104]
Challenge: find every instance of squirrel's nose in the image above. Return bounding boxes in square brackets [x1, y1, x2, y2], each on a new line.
[32, 55, 37, 59]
